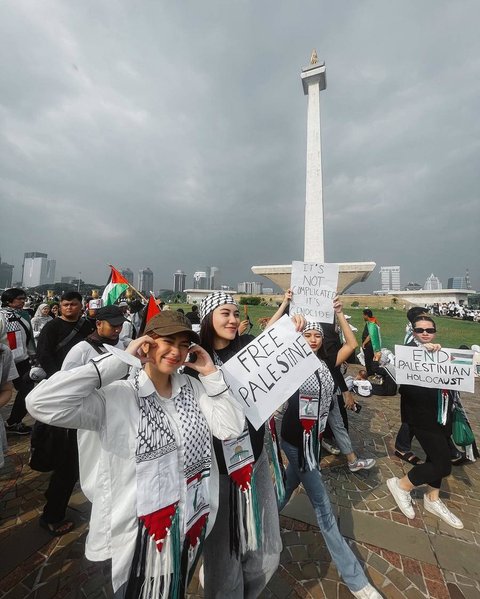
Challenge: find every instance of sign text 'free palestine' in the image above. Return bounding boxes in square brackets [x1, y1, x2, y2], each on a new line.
[221, 316, 320, 430]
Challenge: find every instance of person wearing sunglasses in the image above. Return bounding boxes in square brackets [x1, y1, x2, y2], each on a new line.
[387, 315, 464, 529]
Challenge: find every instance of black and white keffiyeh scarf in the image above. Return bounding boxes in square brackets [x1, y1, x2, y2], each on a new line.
[125, 376, 211, 599]
[298, 359, 335, 471]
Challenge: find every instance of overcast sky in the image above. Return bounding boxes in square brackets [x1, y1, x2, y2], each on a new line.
[1, 1, 479, 293]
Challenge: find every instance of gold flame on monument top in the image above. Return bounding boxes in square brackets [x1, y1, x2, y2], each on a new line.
[310, 49, 318, 65]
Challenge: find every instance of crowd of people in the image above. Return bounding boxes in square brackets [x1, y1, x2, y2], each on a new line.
[425, 302, 480, 321]
[0, 285, 478, 599]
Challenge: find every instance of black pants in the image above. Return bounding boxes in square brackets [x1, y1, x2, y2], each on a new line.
[43, 429, 79, 523]
[8, 359, 34, 425]
[406, 427, 451, 489]
[363, 343, 375, 377]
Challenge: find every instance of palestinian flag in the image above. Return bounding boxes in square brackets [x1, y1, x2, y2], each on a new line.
[102, 265, 130, 306]
[139, 295, 161, 335]
[449, 352, 473, 366]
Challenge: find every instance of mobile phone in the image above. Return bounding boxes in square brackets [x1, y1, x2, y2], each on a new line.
[353, 403, 362, 413]
[186, 352, 197, 364]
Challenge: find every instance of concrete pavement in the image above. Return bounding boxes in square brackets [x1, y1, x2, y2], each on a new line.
[1, 366, 479, 598]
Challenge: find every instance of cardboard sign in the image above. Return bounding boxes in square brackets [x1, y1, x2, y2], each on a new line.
[394, 345, 475, 393]
[221, 316, 320, 430]
[290, 261, 339, 323]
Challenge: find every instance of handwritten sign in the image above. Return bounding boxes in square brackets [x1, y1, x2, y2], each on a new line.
[221, 316, 320, 430]
[290, 261, 339, 323]
[394, 345, 475, 393]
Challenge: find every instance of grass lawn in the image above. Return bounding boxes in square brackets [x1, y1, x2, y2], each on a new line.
[174, 303, 480, 351]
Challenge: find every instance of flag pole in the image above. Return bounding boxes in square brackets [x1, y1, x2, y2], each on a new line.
[127, 282, 148, 303]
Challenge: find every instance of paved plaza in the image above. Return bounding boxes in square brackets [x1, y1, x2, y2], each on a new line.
[1, 366, 479, 599]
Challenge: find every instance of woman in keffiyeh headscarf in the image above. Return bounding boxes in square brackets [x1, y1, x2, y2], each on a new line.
[278, 296, 382, 599]
[193, 291, 304, 599]
[31, 303, 52, 338]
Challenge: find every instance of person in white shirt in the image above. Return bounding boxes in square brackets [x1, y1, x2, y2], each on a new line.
[26, 310, 244, 598]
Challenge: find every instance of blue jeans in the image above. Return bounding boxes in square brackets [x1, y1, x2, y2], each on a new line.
[279, 441, 368, 593]
[327, 394, 353, 455]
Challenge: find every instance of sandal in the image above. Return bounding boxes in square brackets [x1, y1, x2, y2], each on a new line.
[39, 517, 75, 537]
[394, 450, 422, 465]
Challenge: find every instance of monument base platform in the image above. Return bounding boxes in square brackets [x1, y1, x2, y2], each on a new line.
[251, 262, 376, 294]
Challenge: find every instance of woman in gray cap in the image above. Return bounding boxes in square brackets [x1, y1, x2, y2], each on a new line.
[27, 310, 244, 598]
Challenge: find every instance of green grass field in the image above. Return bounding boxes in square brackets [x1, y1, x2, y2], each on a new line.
[175, 303, 480, 351]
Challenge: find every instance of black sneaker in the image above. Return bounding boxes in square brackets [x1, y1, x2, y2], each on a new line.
[5, 422, 32, 435]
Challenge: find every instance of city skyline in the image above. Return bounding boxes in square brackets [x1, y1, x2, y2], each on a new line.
[1, 251, 476, 296]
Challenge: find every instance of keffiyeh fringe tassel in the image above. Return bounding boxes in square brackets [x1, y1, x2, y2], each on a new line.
[302, 430, 317, 472]
[229, 465, 261, 557]
[266, 417, 286, 504]
[125, 507, 181, 599]
[180, 513, 208, 593]
[300, 419, 318, 472]
[437, 390, 449, 426]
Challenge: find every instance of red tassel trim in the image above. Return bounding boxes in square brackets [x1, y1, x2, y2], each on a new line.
[300, 418, 316, 434]
[139, 502, 178, 552]
[186, 513, 208, 548]
[230, 463, 253, 492]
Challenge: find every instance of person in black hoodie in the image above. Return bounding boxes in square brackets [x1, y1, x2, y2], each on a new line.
[387, 315, 464, 529]
[34, 291, 94, 535]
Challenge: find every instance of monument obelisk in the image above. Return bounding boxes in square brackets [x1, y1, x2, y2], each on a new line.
[302, 50, 326, 262]
[252, 52, 375, 292]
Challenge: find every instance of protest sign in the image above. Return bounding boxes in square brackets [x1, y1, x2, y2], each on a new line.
[290, 261, 339, 323]
[394, 345, 475, 393]
[220, 315, 320, 430]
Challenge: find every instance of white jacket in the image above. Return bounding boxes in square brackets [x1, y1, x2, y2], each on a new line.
[26, 352, 244, 591]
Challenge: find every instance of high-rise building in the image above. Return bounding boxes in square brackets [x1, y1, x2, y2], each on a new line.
[193, 271, 208, 290]
[45, 260, 56, 284]
[448, 269, 473, 290]
[447, 276, 467, 290]
[424, 273, 442, 290]
[138, 268, 154, 294]
[207, 266, 219, 290]
[465, 269, 472, 290]
[22, 252, 56, 288]
[380, 266, 401, 292]
[238, 282, 263, 295]
[121, 268, 134, 285]
[0, 255, 14, 289]
[173, 270, 186, 293]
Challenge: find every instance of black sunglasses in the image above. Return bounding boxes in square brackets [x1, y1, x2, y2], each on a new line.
[413, 327, 436, 334]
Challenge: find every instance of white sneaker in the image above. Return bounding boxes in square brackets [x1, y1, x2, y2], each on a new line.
[351, 583, 383, 598]
[321, 438, 341, 455]
[386, 477, 415, 519]
[348, 457, 376, 472]
[423, 495, 464, 529]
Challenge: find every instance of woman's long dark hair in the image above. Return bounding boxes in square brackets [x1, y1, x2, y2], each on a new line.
[200, 310, 241, 360]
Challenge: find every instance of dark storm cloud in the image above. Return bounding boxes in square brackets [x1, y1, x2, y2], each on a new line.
[0, 0, 478, 291]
